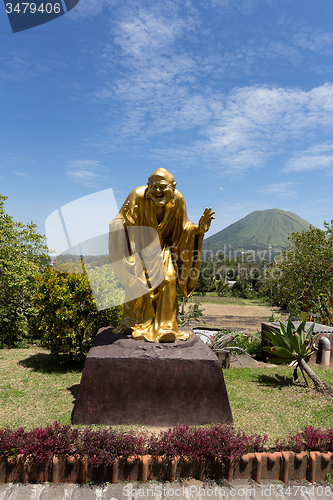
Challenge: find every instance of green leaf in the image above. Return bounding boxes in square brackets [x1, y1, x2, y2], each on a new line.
[279, 321, 288, 337]
[285, 319, 295, 340]
[309, 331, 321, 349]
[268, 346, 294, 359]
[262, 346, 274, 353]
[300, 342, 312, 358]
[268, 327, 291, 351]
[296, 320, 307, 343]
[290, 333, 302, 356]
[304, 322, 315, 341]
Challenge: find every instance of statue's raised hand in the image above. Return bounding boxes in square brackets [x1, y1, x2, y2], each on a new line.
[197, 208, 215, 235]
[122, 201, 138, 226]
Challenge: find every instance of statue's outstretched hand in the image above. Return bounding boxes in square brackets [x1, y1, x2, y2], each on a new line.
[122, 201, 138, 226]
[197, 208, 215, 234]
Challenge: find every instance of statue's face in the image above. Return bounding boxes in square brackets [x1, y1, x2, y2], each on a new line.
[147, 178, 175, 207]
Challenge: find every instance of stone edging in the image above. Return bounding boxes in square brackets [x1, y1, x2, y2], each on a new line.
[1, 452, 332, 484]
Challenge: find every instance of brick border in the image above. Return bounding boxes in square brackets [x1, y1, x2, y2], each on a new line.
[1, 452, 333, 484]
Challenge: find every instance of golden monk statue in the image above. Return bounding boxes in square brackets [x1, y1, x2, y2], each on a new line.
[108, 168, 214, 342]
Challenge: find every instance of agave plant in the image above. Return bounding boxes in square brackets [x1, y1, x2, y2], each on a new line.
[262, 319, 319, 363]
[263, 319, 333, 397]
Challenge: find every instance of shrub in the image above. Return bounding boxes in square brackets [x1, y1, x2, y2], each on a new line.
[0, 426, 25, 458]
[0, 424, 146, 466]
[259, 223, 333, 322]
[8, 423, 333, 467]
[78, 427, 147, 467]
[148, 424, 267, 461]
[275, 426, 328, 452]
[0, 194, 49, 349]
[19, 423, 80, 464]
[210, 329, 262, 357]
[33, 264, 122, 360]
[230, 332, 262, 357]
[0, 423, 79, 464]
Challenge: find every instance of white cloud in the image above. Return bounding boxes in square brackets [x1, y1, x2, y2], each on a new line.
[86, 1, 333, 177]
[210, 0, 230, 6]
[67, 0, 117, 19]
[66, 160, 103, 186]
[113, 9, 193, 59]
[292, 30, 333, 53]
[147, 84, 333, 175]
[264, 182, 297, 196]
[283, 142, 333, 173]
[0, 52, 51, 82]
[197, 84, 333, 169]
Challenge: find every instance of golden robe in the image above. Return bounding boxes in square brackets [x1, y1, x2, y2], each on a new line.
[108, 186, 204, 342]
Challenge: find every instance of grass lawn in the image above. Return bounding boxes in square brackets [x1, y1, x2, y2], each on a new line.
[1, 347, 333, 446]
[0, 347, 83, 429]
[224, 364, 333, 445]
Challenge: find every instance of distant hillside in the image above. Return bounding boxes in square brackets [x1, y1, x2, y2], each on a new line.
[203, 209, 311, 253]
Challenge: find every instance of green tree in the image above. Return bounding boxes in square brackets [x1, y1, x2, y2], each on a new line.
[195, 271, 209, 296]
[33, 262, 123, 360]
[214, 277, 229, 297]
[0, 194, 49, 348]
[260, 223, 333, 322]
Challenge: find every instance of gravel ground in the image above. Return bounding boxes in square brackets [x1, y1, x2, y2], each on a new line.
[1, 479, 331, 500]
[195, 303, 287, 333]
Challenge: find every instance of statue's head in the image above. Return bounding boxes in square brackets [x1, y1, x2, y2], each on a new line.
[146, 168, 176, 207]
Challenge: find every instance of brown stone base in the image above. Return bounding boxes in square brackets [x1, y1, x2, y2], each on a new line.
[73, 327, 233, 426]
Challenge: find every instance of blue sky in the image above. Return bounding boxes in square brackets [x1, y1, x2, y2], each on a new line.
[1, 0, 333, 243]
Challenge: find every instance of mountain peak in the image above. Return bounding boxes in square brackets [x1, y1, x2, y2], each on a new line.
[203, 209, 311, 253]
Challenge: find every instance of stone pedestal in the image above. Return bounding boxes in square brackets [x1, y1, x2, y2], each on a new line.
[73, 327, 233, 426]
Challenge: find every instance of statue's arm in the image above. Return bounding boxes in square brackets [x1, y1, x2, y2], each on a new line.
[184, 208, 215, 295]
[195, 208, 215, 235]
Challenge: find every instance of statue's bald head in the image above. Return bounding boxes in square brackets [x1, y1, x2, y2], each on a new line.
[148, 168, 175, 185]
[146, 168, 176, 207]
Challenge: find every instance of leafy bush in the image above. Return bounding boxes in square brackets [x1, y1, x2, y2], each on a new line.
[275, 426, 333, 453]
[230, 332, 262, 357]
[269, 311, 282, 322]
[259, 223, 333, 322]
[147, 424, 267, 461]
[78, 427, 147, 467]
[0, 426, 25, 458]
[0, 423, 78, 463]
[5, 423, 333, 465]
[231, 281, 258, 299]
[33, 264, 122, 360]
[210, 329, 262, 357]
[0, 194, 49, 348]
[19, 424, 79, 464]
[178, 299, 204, 327]
[0, 423, 267, 465]
[0, 423, 145, 466]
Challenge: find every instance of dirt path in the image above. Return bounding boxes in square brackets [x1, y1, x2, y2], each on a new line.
[194, 303, 286, 333]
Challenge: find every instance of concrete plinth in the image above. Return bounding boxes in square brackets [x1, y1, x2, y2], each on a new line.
[73, 327, 233, 426]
